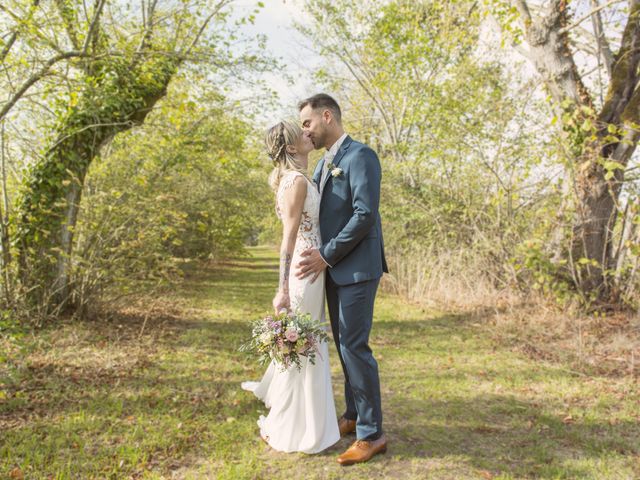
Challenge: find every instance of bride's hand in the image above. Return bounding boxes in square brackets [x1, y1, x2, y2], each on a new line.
[273, 291, 290, 314]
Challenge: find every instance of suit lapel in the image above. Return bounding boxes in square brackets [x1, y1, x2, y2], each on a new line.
[321, 135, 352, 194]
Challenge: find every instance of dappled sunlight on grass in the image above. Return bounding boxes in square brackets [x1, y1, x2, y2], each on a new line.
[1, 246, 638, 479]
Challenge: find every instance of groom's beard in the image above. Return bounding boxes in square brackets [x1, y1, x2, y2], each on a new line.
[310, 131, 327, 150]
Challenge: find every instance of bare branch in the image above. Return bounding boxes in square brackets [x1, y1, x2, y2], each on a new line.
[599, 1, 640, 125]
[590, 0, 615, 78]
[515, 0, 592, 107]
[182, 0, 232, 56]
[559, 0, 625, 35]
[334, 49, 396, 147]
[511, 0, 532, 24]
[0, 0, 41, 64]
[81, 0, 107, 54]
[136, 0, 159, 54]
[54, 0, 82, 50]
[0, 51, 116, 122]
[0, 33, 19, 65]
[1, 0, 109, 120]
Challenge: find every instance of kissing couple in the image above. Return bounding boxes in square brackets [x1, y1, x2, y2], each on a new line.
[241, 93, 388, 465]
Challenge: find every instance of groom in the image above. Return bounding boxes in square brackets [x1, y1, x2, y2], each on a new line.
[296, 93, 388, 465]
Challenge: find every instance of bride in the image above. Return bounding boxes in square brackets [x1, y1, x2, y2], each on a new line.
[240, 120, 340, 453]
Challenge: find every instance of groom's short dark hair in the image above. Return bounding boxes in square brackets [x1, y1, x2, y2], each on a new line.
[298, 93, 342, 123]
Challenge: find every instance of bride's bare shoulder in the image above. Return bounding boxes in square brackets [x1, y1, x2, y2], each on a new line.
[279, 171, 309, 193]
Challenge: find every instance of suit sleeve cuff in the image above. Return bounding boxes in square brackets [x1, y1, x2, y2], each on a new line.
[319, 250, 333, 268]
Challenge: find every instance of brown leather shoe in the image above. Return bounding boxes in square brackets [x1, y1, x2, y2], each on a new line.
[337, 434, 387, 466]
[338, 416, 356, 437]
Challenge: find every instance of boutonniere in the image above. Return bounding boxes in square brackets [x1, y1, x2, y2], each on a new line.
[327, 162, 343, 178]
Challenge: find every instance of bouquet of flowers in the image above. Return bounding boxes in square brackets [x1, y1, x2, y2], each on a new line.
[240, 309, 329, 372]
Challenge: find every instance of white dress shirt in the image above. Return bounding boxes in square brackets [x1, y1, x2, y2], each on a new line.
[319, 132, 348, 195]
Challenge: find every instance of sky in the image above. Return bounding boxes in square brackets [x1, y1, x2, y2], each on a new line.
[232, 0, 324, 122]
[225, 0, 625, 149]
[232, 0, 540, 119]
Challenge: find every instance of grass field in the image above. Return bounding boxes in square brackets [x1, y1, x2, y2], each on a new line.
[1, 246, 639, 479]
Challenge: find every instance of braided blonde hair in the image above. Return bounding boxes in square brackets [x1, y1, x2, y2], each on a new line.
[265, 120, 310, 191]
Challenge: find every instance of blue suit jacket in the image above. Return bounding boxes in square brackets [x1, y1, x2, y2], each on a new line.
[312, 136, 388, 286]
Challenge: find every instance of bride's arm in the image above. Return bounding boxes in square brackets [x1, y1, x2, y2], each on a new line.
[273, 176, 307, 314]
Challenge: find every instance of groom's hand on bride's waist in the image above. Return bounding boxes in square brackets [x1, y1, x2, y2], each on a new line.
[296, 248, 330, 283]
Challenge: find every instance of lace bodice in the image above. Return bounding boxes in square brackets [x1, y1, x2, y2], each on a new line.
[276, 171, 322, 256]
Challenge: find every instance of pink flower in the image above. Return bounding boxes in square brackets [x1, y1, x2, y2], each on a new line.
[285, 328, 299, 342]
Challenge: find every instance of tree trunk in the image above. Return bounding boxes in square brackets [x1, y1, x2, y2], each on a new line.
[614, 199, 636, 280]
[571, 3, 640, 303]
[510, 0, 640, 305]
[15, 55, 180, 311]
[0, 121, 12, 305]
[571, 149, 619, 298]
[53, 180, 82, 304]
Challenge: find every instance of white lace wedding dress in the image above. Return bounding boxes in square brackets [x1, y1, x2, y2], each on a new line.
[241, 170, 340, 454]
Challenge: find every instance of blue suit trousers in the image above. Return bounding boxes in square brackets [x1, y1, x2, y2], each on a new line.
[326, 274, 383, 440]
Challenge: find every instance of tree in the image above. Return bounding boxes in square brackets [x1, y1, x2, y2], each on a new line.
[491, 0, 639, 306]
[72, 78, 271, 315]
[0, 0, 249, 313]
